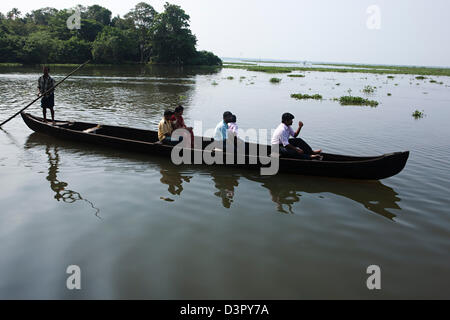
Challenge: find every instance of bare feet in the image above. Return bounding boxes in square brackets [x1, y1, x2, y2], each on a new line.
[311, 155, 324, 161]
[313, 149, 322, 155]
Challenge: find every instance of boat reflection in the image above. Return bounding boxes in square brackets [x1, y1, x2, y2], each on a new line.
[243, 173, 401, 219]
[25, 133, 402, 220]
[25, 134, 100, 217]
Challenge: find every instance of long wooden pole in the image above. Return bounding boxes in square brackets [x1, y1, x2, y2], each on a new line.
[0, 60, 90, 128]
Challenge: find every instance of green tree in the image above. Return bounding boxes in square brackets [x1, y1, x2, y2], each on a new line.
[151, 3, 197, 64]
[7, 8, 21, 20]
[92, 26, 138, 63]
[111, 15, 134, 30]
[85, 5, 111, 25]
[25, 7, 58, 25]
[188, 51, 222, 66]
[124, 2, 157, 63]
[21, 31, 57, 63]
[0, 33, 24, 62]
[56, 36, 92, 63]
[48, 9, 76, 40]
[77, 19, 103, 42]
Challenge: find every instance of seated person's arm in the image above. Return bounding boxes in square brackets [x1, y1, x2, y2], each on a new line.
[293, 121, 304, 138]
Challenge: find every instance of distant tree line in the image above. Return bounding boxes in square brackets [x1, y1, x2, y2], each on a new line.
[0, 2, 222, 66]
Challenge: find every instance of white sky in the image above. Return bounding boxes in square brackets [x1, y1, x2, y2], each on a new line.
[1, 0, 449, 67]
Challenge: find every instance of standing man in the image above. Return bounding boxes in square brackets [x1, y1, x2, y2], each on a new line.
[271, 113, 323, 160]
[38, 66, 55, 124]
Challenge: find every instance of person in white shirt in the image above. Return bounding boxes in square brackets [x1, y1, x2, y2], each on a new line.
[271, 113, 322, 160]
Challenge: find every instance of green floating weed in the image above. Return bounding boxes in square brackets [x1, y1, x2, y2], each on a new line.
[227, 76, 234, 80]
[287, 74, 305, 78]
[387, 76, 395, 79]
[412, 110, 425, 119]
[291, 93, 323, 100]
[212, 81, 219, 86]
[270, 78, 282, 83]
[416, 76, 427, 80]
[362, 85, 376, 94]
[246, 66, 292, 73]
[338, 96, 379, 107]
[387, 93, 392, 96]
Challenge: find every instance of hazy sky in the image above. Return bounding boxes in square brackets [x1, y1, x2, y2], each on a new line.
[1, 0, 449, 66]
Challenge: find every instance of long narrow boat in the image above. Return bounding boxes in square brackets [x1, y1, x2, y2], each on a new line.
[21, 112, 409, 180]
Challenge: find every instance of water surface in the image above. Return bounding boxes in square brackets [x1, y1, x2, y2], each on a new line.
[0, 64, 449, 299]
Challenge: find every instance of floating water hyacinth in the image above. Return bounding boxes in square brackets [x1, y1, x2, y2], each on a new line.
[338, 96, 379, 107]
[291, 93, 323, 100]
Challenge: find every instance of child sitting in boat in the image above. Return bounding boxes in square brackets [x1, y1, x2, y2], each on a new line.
[171, 105, 194, 147]
[227, 114, 238, 137]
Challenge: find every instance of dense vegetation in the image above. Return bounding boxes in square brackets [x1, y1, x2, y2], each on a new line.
[224, 63, 450, 77]
[0, 3, 222, 65]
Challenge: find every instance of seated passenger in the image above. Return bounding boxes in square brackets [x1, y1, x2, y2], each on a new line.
[158, 110, 181, 146]
[214, 111, 233, 142]
[227, 114, 238, 137]
[213, 111, 234, 151]
[171, 105, 193, 132]
[171, 105, 194, 146]
[271, 113, 323, 160]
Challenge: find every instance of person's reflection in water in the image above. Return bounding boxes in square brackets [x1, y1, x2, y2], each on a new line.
[268, 187, 300, 214]
[246, 174, 401, 220]
[159, 165, 193, 201]
[211, 172, 240, 209]
[45, 145, 100, 217]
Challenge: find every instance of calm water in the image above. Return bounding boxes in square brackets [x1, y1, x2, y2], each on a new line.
[0, 65, 449, 299]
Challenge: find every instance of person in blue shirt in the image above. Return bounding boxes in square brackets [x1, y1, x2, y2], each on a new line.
[214, 111, 233, 142]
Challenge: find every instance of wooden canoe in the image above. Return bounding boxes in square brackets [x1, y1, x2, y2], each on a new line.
[21, 112, 409, 180]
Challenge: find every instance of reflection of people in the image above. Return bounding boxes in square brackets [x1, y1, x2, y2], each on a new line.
[271, 113, 322, 160]
[265, 184, 300, 214]
[38, 66, 56, 124]
[159, 167, 192, 197]
[211, 172, 240, 209]
[246, 173, 400, 220]
[46, 146, 69, 201]
[43, 144, 100, 216]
